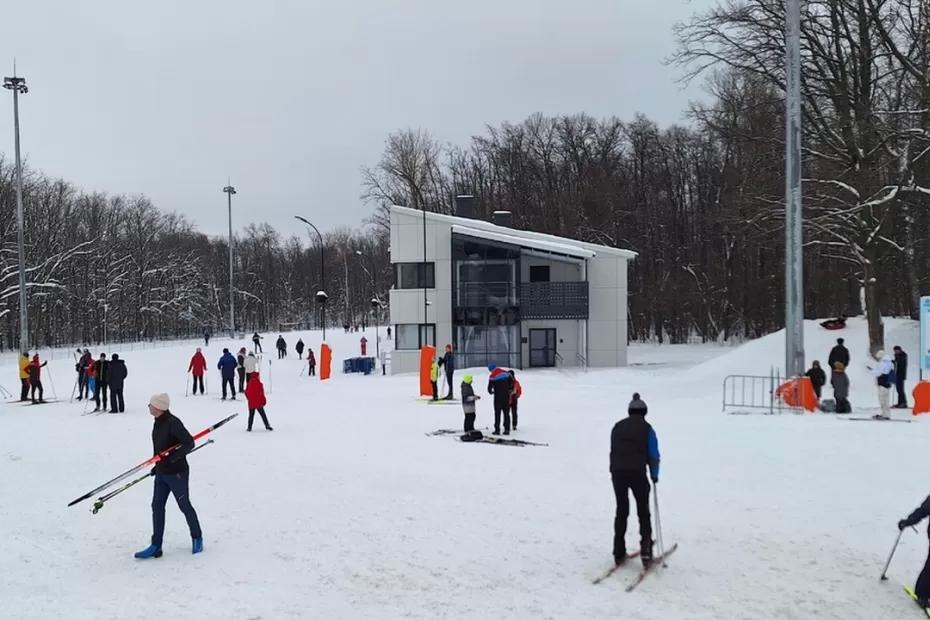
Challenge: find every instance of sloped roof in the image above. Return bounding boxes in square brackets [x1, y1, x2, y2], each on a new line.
[391, 205, 637, 260]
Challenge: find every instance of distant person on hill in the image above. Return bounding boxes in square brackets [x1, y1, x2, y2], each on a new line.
[252, 332, 263, 353]
[869, 350, 895, 420]
[188, 348, 207, 395]
[296, 338, 305, 360]
[217, 348, 238, 401]
[610, 393, 660, 568]
[487, 363, 514, 435]
[460, 374, 480, 431]
[28, 353, 48, 404]
[509, 370, 523, 430]
[18, 351, 30, 401]
[244, 374, 273, 432]
[108, 353, 128, 413]
[276, 335, 287, 359]
[828, 338, 850, 369]
[244, 351, 259, 384]
[893, 346, 909, 409]
[203, 330, 210, 347]
[831, 362, 851, 413]
[897, 494, 930, 609]
[307, 349, 316, 376]
[236, 347, 247, 392]
[805, 361, 826, 400]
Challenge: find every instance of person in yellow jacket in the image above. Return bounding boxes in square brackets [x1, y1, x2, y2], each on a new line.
[18, 352, 30, 401]
[430, 359, 440, 401]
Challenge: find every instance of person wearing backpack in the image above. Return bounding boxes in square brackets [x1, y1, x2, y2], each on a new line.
[869, 350, 895, 420]
[460, 374, 480, 431]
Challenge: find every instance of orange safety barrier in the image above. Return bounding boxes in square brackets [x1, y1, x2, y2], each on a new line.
[419, 346, 436, 396]
[913, 381, 930, 416]
[320, 344, 332, 381]
[775, 377, 818, 412]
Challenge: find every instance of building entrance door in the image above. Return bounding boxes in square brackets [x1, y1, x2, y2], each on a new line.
[529, 328, 556, 367]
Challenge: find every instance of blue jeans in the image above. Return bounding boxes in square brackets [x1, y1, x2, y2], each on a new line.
[151, 471, 202, 547]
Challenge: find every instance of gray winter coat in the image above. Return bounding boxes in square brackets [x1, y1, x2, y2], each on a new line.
[831, 370, 849, 400]
[461, 381, 477, 415]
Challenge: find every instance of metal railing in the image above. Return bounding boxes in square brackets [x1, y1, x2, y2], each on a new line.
[722, 369, 796, 414]
[520, 281, 589, 319]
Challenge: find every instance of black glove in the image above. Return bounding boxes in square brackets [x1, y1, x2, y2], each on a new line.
[899, 519, 909, 531]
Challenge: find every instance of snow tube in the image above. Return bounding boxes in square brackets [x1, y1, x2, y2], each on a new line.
[820, 320, 847, 330]
[775, 377, 818, 412]
[912, 381, 930, 416]
[419, 346, 436, 397]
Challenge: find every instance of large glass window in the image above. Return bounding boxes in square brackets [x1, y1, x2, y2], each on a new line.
[395, 323, 436, 350]
[394, 263, 435, 289]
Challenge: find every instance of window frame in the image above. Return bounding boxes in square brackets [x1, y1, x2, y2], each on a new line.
[395, 323, 436, 350]
[393, 262, 436, 289]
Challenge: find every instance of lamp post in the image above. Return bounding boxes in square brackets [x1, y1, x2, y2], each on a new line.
[294, 216, 327, 340]
[355, 249, 376, 332]
[784, 0, 805, 377]
[222, 183, 236, 339]
[4, 72, 28, 352]
[371, 297, 382, 372]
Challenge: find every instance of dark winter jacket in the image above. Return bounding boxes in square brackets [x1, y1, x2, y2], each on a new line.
[895, 350, 908, 382]
[902, 495, 930, 539]
[296, 340, 305, 354]
[805, 366, 826, 390]
[828, 345, 850, 369]
[461, 381, 477, 415]
[487, 367, 513, 408]
[308, 351, 316, 366]
[217, 352, 237, 378]
[97, 358, 109, 383]
[276, 337, 286, 351]
[831, 370, 850, 400]
[610, 415, 660, 481]
[151, 411, 195, 475]
[237, 353, 245, 370]
[27, 359, 47, 383]
[439, 351, 455, 374]
[107, 359, 127, 390]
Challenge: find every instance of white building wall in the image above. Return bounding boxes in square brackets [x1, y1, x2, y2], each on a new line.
[586, 254, 629, 367]
[520, 319, 580, 366]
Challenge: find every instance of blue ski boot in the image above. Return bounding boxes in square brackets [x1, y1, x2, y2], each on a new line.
[134, 545, 162, 559]
[192, 538, 204, 554]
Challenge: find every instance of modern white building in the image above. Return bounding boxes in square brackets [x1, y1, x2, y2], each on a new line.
[388, 201, 636, 374]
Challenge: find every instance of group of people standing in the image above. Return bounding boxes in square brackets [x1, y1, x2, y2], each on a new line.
[74, 349, 128, 412]
[187, 346, 273, 431]
[804, 337, 910, 418]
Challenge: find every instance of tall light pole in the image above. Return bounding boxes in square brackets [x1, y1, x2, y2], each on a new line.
[785, 0, 805, 377]
[223, 183, 236, 339]
[294, 215, 327, 340]
[4, 72, 28, 352]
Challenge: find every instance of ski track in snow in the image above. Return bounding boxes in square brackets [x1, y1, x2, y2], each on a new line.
[0, 317, 926, 619]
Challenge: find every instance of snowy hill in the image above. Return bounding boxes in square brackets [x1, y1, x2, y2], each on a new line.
[2, 321, 928, 619]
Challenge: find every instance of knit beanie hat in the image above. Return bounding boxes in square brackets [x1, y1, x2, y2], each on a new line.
[628, 393, 648, 416]
[463, 374, 473, 384]
[149, 393, 170, 411]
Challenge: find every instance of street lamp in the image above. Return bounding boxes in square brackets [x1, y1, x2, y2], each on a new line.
[222, 183, 236, 339]
[4, 72, 28, 352]
[371, 297, 383, 373]
[294, 215, 327, 340]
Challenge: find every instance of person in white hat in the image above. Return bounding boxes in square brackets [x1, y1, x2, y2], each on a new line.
[134, 393, 203, 559]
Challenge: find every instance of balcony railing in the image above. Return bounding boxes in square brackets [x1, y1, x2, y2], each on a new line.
[455, 281, 589, 320]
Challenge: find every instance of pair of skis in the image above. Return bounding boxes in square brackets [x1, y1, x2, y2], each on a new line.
[67, 413, 238, 508]
[592, 544, 679, 591]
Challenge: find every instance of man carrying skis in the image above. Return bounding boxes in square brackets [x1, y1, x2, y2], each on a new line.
[610, 393, 660, 568]
[899, 494, 930, 609]
[135, 393, 203, 559]
[188, 348, 207, 395]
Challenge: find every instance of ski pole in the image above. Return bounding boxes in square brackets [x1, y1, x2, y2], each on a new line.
[880, 529, 904, 581]
[653, 481, 666, 565]
[69, 375, 78, 402]
[92, 440, 215, 514]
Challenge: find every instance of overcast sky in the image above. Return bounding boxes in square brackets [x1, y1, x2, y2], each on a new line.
[1, 0, 712, 239]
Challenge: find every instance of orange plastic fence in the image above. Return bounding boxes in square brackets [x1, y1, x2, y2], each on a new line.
[913, 381, 930, 416]
[320, 344, 332, 381]
[775, 377, 818, 412]
[419, 346, 436, 396]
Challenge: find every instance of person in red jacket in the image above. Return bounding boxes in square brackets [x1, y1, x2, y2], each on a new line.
[188, 348, 207, 395]
[28, 354, 48, 404]
[244, 374, 273, 431]
[510, 370, 522, 430]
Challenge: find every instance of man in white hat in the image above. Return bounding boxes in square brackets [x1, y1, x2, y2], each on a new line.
[134, 393, 203, 559]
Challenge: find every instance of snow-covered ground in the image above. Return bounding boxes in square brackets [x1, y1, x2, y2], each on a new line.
[2, 318, 928, 619]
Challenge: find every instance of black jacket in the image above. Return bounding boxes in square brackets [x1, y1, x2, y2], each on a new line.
[152, 412, 195, 475]
[894, 351, 908, 381]
[296, 340, 305, 352]
[487, 370, 513, 408]
[96, 359, 109, 383]
[107, 359, 127, 389]
[805, 367, 826, 389]
[439, 351, 455, 374]
[610, 415, 660, 480]
[828, 345, 850, 369]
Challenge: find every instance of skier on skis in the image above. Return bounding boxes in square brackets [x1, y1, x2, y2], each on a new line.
[236, 347, 247, 392]
[95, 353, 109, 411]
[134, 393, 203, 559]
[244, 351, 259, 383]
[252, 332, 263, 353]
[28, 354, 48, 403]
[217, 348, 238, 400]
[18, 351, 30, 401]
[899, 495, 930, 609]
[244, 373, 273, 432]
[307, 349, 316, 376]
[610, 393, 660, 568]
[188, 348, 207, 395]
[487, 363, 514, 435]
[869, 350, 895, 419]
